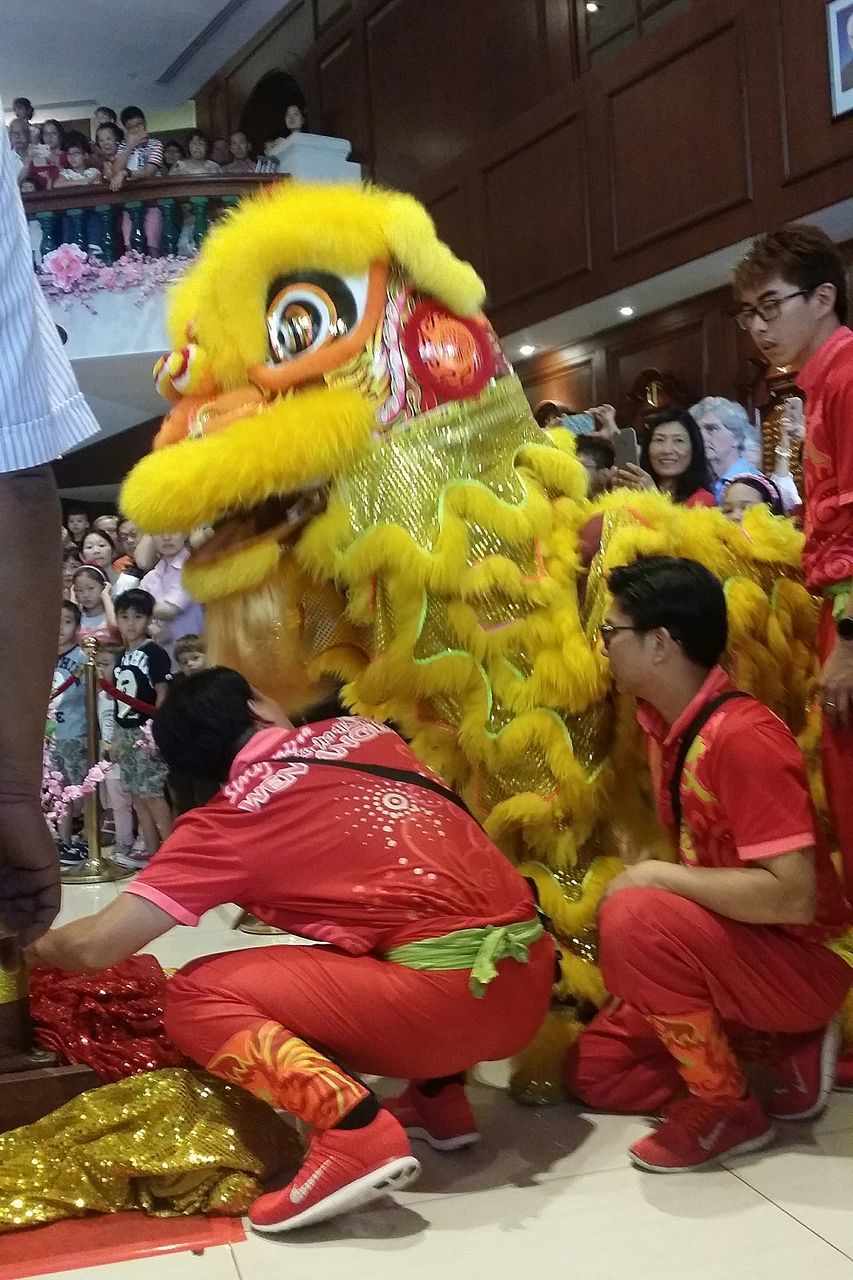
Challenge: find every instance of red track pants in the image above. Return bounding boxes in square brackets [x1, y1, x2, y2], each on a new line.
[565, 888, 851, 1112]
[165, 936, 555, 1127]
[819, 599, 853, 896]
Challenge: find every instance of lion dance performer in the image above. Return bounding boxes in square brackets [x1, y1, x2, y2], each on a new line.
[115, 184, 848, 1097]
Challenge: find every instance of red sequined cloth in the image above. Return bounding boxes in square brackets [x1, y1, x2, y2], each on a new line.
[29, 955, 186, 1081]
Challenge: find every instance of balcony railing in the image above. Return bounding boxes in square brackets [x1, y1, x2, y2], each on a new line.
[22, 173, 281, 261]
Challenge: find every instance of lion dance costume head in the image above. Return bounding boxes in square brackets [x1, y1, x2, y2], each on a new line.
[123, 183, 821, 1092]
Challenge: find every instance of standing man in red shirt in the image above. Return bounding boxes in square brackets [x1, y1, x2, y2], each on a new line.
[26, 668, 554, 1234]
[733, 227, 853, 899]
[565, 557, 851, 1172]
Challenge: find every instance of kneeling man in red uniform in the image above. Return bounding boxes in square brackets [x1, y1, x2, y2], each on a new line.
[27, 669, 554, 1232]
[566, 556, 852, 1171]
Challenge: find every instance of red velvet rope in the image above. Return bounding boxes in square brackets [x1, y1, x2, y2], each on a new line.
[98, 678, 156, 717]
[48, 671, 80, 704]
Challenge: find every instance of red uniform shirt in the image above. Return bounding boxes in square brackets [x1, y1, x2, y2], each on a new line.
[798, 325, 853, 592]
[126, 718, 537, 953]
[638, 667, 850, 944]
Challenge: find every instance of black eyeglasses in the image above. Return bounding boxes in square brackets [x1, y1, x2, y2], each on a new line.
[599, 623, 643, 650]
[732, 290, 811, 331]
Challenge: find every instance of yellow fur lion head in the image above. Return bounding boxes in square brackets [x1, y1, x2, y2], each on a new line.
[121, 181, 504, 599]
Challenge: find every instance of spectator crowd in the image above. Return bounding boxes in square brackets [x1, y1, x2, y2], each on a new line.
[8, 97, 292, 199]
[535, 394, 803, 526]
[53, 505, 208, 872]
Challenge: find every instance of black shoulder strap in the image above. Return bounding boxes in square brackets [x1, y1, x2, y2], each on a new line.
[255, 754, 474, 819]
[669, 691, 751, 833]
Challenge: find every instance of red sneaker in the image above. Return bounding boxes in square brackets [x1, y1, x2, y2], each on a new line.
[249, 1110, 420, 1233]
[629, 1094, 774, 1173]
[383, 1083, 480, 1151]
[766, 1019, 841, 1120]
[835, 1046, 853, 1092]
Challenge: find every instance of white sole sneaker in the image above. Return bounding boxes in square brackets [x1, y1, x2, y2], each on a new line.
[769, 1018, 842, 1121]
[403, 1124, 481, 1152]
[249, 1155, 421, 1234]
[629, 1124, 775, 1173]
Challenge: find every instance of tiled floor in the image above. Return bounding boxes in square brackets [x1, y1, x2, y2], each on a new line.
[30, 883, 853, 1280]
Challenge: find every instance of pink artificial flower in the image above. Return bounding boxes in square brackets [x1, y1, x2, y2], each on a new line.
[42, 243, 88, 292]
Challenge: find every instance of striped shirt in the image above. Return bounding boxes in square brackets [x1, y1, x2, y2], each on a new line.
[0, 99, 98, 471]
[117, 136, 164, 173]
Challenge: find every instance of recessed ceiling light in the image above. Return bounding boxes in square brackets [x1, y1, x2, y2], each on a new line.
[618, 305, 635, 318]
[519, 344, 536, 357]
[586, 2, 600, 12]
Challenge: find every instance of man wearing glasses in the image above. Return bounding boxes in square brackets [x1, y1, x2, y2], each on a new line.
[565, 557, 851, 1171]
[733, 228, 853, 1001]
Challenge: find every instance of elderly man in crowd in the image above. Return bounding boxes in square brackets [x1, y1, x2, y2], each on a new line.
[690, 396, 761, 503]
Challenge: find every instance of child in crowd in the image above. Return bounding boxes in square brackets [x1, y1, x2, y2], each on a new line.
[96, 644, 137, 862]
[55, 133, 101, 187]
[175, 633, 208, 679]
[721, 475, 785, 525]
[65, 506, 90, 549]
[73, 567, 119, 645]
[112, 589, 172, 866]
[51, 602, 88, 866]
[167, 635, 214, 817]
[140, 534, 204, 664]
[62, 551, 82, 600]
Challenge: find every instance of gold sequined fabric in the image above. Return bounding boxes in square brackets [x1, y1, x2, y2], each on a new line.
[0, 1068, 302, 1232]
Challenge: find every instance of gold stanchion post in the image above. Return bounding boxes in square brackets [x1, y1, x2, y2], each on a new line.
[61, 636, 131, 884]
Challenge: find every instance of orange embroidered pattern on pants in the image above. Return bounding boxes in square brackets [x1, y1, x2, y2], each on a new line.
[207, 1020, 368, 1129]
[647, 1008, 746, 1101]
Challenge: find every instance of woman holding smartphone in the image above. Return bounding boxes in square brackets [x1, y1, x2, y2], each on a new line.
[615, 409, 717, 508]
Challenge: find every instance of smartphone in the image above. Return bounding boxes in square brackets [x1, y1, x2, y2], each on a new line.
[613, 427, 640, 470]
[559, 412, 595, 435]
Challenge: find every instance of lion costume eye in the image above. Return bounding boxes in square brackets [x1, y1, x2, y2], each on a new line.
[265, 271, 368, 363]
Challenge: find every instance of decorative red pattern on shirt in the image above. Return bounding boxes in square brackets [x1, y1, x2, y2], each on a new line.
[637, 666, 851, 943]
[125, 719, 537, 952]
[798, 325, 853, 591]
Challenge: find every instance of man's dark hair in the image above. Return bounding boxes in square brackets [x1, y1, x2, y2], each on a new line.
[96, 105, 118, 122]
[641, 410, 713, 504]
[120, 105, 146, 127]
[154, 667, 256, 780]
[733, 224, 849, 326]
[13, 97, 34, 117]
[61, 600, 81, 626]
[608, 556, 728, 668]
[64, 503, 89, 520]
[576, 435, 615, 471]
[96, 121, 124, 145]
[114, 587, 155, 618]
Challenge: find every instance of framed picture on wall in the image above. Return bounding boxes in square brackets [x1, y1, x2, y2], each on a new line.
[827, 0, 853, 118]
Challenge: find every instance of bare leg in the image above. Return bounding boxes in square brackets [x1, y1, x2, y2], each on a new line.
[0, 467, 61, 944]
[133, 798, 159, 854]
[148, 795, 173, 844]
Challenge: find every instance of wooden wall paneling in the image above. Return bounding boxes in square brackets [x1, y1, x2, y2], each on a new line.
[607, 14, 753, 258]
[542, 0, 579, 85]
[776, 0, 853, 187]
[224, 0, 316, 123]
[364, 0, 553, 188]
[317, 22, 373, 171]
[482, 109, 592, 322]
[523, 349, 600, 413]
[602, 307, 712, 418]
[314, 0, 352, 35]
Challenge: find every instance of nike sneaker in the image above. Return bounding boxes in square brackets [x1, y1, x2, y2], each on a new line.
[249, 1108, 420, 1233]
[383, 1083, 480, 1151]
[766, 1019, 841, 1120]
[629, 1094, 774, 1172]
